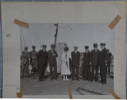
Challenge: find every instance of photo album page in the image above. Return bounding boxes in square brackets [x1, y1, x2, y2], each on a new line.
[1, 2, 126, 98]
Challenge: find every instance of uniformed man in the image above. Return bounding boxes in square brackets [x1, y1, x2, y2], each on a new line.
[71, 46, 80, 81]
[91, 43, 100, 82]
[20, 55, 22, 78]
[30, 45, 38, 76]
[48, 44, 58, 80]
[37, 45, 48, 81]
[99, 43, 107, 84]
[21, 46, 30, 77]
[106, 49, 112, 75]
[82, 46, 91, 81]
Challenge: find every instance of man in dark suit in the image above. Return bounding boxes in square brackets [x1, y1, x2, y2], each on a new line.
[99, 43, 107, 84]
[91, 43, 100, 82]
[71, 46, 80, 81]
[106, 49, 112, 75]
[48, 44, 58, 80]
[37, 45, 48, 81]
[82, 46, 91, 81]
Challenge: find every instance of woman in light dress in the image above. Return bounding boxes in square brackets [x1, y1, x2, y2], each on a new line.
[61, 46, 71, 81]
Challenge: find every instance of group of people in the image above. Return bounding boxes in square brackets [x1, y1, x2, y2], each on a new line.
[60, 43, 112, 84]
[81, 43, 112, 84]
[21, 44, 58, 81]
[21, 43, 112, 84]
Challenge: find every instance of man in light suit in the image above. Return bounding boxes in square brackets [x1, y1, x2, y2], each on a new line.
[21, 46, 30, 77]
[48, 44, 58, 80]
[37, 45, 48, 81]
[71, 46, 80, 81]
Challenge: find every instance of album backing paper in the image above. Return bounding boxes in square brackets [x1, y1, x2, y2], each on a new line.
[1, 1, 126, 98]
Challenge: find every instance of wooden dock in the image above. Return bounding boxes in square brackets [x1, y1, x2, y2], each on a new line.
[21, 73, 113, 95]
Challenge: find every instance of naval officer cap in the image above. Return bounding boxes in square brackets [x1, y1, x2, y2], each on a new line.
[74, 46, 78, 48]
[100, 43, 106, 46]
[93, 43, 98, 47]
[85, 46, 89, 49]
[103, 43, 106, 46]
[32, 45, 36, 48]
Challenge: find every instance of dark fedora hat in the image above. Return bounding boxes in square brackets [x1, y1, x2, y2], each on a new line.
[51, 44, 55, 47]
[43, 45, 47, 47]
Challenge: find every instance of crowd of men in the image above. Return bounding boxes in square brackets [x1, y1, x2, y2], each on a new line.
[21, 43, 112, 84]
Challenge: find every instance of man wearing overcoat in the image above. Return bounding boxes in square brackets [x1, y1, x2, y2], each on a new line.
[82, 46, 91, 81]
[48, 44, 58, 80]
[91, 43, 100, 82]
[71, 46, 80, 80]
[37, 45, 48, 81]
[99, 43, 107, 84]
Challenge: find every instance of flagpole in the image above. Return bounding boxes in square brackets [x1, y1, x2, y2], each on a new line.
[54, 23, 58, 47]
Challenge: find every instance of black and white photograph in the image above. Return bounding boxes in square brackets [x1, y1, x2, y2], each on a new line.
[20, 23, 114, 95]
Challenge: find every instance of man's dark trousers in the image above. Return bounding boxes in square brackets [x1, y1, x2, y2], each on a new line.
[72, 65, 79, 80]
[100, 65, 106, 83]
[91, 66, 98, 81]
[39, 63, 47, 81]
[49, 63, 57, 79]
[107, 62, 110, 74]
[84, 65, 90, 80]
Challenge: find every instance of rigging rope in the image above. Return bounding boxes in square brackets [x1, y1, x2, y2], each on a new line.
[20, 26, 26, 47]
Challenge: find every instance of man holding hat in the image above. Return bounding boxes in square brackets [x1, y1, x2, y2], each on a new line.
[37, 45, 48, 81]
[21, 46, 30, 77]
[90, 43, 100, 82]
[71, 46, 80, 80]
[30, 45, 38, 76]
[48, 44, 58, 80]
[82, 46, 91, 81]
[99, 43, 107, 84]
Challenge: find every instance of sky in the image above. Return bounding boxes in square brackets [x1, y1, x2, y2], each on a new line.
[20, 23, 114, 54]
